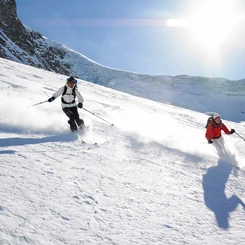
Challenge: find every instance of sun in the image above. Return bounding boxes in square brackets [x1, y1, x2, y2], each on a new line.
[187, 0, 242, 52]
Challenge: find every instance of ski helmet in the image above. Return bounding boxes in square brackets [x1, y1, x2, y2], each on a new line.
[213, 113, 221, 120]
[67, 76, 75, 83]
[66, 76, 77, 86]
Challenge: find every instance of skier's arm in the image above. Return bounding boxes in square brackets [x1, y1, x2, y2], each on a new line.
[205, 124, 212, 141]
[75, 88, 84, 104]
[222, 123, 232, 134]
[52, 87, 65, 99]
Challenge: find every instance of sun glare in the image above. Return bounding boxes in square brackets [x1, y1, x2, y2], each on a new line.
[166, 18, 188, 27]
[187, 0, 242, 52]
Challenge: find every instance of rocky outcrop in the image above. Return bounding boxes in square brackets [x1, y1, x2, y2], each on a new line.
[0, 0, 79, 75]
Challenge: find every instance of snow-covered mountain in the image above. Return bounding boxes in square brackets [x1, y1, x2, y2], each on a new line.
[1, 57, 245, 245]
[1, 0, 245, 123]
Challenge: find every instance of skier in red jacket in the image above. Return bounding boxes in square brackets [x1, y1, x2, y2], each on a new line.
[205, 113, 235, 158]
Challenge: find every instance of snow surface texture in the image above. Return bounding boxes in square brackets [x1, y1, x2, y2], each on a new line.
[0, 58, 245, 245]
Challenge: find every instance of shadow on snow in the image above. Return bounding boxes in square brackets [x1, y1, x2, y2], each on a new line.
[0, 133, 78, 148]
[202, 159, 245, 229]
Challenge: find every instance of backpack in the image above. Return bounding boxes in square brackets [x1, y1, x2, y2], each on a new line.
[61, 85, 76, 104]
[205, 117, 213, 128]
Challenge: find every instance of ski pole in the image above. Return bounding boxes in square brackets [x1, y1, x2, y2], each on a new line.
[44, 91, 49, 98]
[32, 100, 48, 106]
[83, 108, 114, 126]
[235, 132, 245, 141]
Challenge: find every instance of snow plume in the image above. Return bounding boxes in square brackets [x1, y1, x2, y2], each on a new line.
[110, 100, 212, 158]
[0, 88, 65, 134]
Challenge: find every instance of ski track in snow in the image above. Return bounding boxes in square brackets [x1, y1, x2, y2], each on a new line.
[0, 59, 245, 245]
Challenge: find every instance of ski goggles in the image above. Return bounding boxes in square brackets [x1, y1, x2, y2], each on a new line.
[67, 79, 77, 85]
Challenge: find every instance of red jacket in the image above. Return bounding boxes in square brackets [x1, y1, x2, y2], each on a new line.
[205, 120, 231, 141]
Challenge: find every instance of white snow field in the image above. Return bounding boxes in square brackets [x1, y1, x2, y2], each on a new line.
[0, 58, 245, 245]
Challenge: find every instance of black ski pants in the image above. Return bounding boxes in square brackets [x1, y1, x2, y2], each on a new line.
[62, 106, 83, 126]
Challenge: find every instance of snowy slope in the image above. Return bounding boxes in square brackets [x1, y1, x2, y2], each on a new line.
[1, 59, 245, 245]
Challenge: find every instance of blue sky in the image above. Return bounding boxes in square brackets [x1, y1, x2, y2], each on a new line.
[16, 0, 245, 80]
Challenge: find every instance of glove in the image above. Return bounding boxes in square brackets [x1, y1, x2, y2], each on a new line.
[230, 129, 235, 134]
[48, 97, 55, 102]
[208, 140, 213, 144]
[78, 102, 83, 108]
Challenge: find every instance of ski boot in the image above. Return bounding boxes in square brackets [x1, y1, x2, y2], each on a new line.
[68, 119, 77, 132]
[77, 118, 84, 129]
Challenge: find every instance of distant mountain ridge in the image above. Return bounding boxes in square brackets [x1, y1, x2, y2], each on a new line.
[0, 0, 244, 122]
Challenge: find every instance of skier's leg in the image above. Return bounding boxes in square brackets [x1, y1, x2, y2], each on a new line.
[212, 139, 224, 159]
[216, 137, 225, 148]
[62, 107, 77, 131]
[217, 137, 237, 166]
[71, 106, 84, 128]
